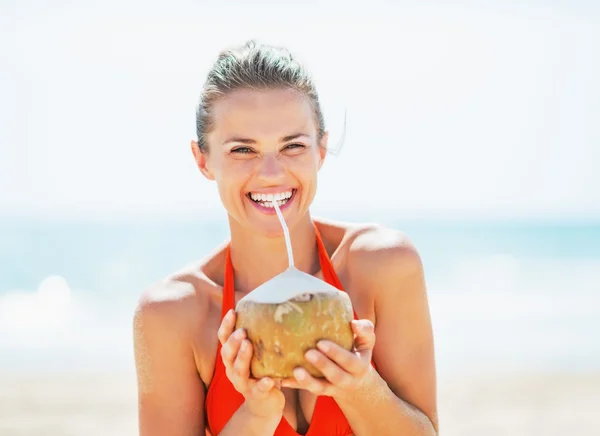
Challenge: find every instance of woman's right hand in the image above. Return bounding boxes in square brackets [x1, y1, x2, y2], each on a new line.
[218, 309, 286, 419]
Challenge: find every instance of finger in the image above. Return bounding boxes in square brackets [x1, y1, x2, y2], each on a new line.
[232, 339, 252, 380]
[292, 367, 330, 395]
[217, 310, 236, 345]
[351, 319, 376, 355]
[316, 341, 364, 376]
[253, 376, 275, 395]
[305, 349, 354, 389]
[220, 328, 246, 366]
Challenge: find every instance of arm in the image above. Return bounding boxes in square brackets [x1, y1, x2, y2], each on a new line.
[134, 282, 285, 436]
[217, 310, 286, 436]
[338, 230, 438, 435]
[133, 288, 206, 436]
[281, 228, 438, 435]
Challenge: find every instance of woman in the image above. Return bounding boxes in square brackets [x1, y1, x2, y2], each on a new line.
[133, 40, 438, 436]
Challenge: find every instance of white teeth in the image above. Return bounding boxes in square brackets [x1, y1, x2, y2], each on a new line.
[250, 190, 293, 203]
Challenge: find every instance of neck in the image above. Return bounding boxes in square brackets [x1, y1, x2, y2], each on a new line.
[228, 213, 320, 293]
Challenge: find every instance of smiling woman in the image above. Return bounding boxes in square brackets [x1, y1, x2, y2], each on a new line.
[133, 40, 438, 436]
[194, 80, 327, 237]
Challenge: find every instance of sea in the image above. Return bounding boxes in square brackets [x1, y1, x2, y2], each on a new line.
[1, 215, 599, 375]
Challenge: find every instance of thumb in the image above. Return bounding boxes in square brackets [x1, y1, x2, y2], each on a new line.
[351, 319, 376, 356]
[254, 377, 275, 395]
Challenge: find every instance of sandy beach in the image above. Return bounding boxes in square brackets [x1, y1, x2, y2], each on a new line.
[1, 371, 598, 435]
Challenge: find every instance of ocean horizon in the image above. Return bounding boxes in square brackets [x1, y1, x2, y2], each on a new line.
[1, 215, 599, 375]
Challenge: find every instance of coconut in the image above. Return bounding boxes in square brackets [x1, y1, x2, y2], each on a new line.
[234, 202, 354, 379]
[235, 267, 354, 378]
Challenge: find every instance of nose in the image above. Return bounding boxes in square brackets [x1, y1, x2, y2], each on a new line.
[257, 153, 286, 184]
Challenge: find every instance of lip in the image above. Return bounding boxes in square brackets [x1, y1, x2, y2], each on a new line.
[247, 188, 297, 215]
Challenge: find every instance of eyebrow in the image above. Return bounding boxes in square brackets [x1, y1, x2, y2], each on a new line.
[222, 133, 310, 147]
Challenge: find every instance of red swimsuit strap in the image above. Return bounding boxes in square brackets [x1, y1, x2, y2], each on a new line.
[221, 246, 235, 319]
[313, 224, 344, 290]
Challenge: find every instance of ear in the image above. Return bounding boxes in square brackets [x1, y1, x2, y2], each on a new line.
[190, 140, 215, 181]
[317, 131, 329, 171]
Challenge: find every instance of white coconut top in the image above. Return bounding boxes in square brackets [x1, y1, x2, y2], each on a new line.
[236, 201, 344, 305]
[237, 266, 343, 304]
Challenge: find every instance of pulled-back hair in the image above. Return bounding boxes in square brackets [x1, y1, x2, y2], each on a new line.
[195, 40, 326, 152]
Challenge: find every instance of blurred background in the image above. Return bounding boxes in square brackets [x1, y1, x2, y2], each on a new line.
[1, 0, 599, 435]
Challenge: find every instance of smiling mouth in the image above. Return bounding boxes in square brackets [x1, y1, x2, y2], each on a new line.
[247, 189, 297, 208]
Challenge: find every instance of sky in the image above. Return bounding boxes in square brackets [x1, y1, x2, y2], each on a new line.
[1, 0, 599, 221]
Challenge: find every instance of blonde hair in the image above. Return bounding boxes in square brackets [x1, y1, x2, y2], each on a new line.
[195, 40, 326, 152]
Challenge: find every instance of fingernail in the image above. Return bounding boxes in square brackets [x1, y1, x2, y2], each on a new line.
[317, 341, 330, 352]
[294, 368, 306, 380]
[234, 329, 244, 339]
[305, 350, 318, 362]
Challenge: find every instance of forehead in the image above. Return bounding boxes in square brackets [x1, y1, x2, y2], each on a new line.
[209, 88, 317, 142]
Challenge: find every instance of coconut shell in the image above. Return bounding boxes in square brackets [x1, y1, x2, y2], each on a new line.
[235, 291, 354, 379]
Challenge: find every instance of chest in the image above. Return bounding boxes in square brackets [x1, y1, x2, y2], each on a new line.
[282, 387, 317, 434]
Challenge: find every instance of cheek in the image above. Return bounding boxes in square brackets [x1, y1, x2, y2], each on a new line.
[287, 148, 319, 169]
[215, 159, 255, 197]
[291, 153, 320, 183]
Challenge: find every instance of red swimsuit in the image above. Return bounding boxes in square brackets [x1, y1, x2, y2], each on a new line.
[205, 225, 359, 435]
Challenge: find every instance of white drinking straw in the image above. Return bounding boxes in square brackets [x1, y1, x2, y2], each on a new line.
[272, 201, 294, 268]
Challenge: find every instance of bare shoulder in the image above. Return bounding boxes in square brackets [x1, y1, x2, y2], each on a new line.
[314, 217, 422, 277]
[326, 223, 425, 308]
[133, 244, 228, 384]
[346, 223, 422, 277]
[134, 240, 228, 322]
[134, 259, 216, 334]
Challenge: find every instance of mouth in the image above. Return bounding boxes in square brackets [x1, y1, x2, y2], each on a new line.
[246, 189, 297, 213]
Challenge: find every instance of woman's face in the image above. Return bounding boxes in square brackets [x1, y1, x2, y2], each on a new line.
[193, 88, 328, 235]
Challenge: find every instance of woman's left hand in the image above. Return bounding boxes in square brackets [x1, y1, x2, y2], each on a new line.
[281, 319, 377, 399]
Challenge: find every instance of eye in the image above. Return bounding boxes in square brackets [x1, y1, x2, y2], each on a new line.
[284, 143, 306, 152]
[231, 146, 254, 154]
